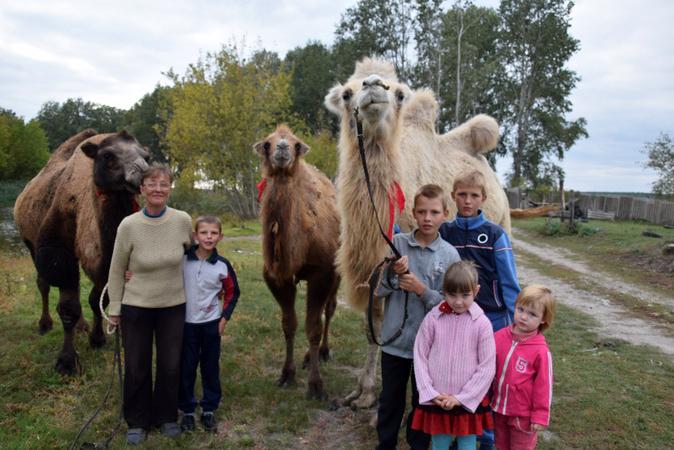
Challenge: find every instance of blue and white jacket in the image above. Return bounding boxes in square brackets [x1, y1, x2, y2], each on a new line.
[439, 211, 520, 321]
[183, 245, 240, 324]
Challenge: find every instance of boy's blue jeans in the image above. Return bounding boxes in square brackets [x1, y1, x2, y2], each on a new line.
[178, 319, 222, 414]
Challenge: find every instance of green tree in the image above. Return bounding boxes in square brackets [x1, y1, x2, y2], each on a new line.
[643, 133, 674, 196]
[163, 45, 294, 218]
[284, 41, 337, 133]
[498, 0, 588, 187]
[124, 85, 172, 162]
[333, 0, 415, 81]
[418, 2, 504, 133]
[0, 109, 49, 179]
[36, 98, 126, 151]
[303, 130, 339, 180]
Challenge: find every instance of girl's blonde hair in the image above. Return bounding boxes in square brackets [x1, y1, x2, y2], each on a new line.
[443, 260, 479, 294]
[516, 284, 556, 332]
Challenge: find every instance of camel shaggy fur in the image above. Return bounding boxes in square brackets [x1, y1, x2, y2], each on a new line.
[324, 57, 510, 407]
[254, 125, 340, 399]
[14, 129, 149, 374]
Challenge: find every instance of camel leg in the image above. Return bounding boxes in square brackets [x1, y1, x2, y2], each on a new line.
[88, 285, 106, 348]
[37, 276, 53, 335]
[55, 287, 82, 375]
[303, 273, 337, 400]
[319, 280, 338, 362]
[304, 274, 338, 367]
[343, 291, 383, 409]
[75, 314, 89, 334]
[266, 274, 298, 387]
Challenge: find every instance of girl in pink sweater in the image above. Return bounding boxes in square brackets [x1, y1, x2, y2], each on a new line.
[492, 285, 555, 450]
[412, 261, 496, 450]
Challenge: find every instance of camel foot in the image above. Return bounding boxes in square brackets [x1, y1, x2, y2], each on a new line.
[55, 352, 80, 376]
[75, 316, 89, 333]
[89, 329, 106, 349]
[319, 346, 331, 362]
[350, 391, 377, 409]
[306, 380, 326, 401]
[38, 317, 53, 335]
[276, 368, 296, 387]
[369, 411, 378, 428]
[343, 386, 377, 409]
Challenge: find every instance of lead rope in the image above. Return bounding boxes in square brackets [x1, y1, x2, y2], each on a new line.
[354, 108, 410, 347]
[69, 284, 124, 450]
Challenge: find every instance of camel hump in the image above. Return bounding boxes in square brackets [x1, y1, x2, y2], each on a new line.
[52, 128, 98, 161]
[402, 88, 438, 131]
[349, 56, 398, 83]
[450, 114, 499, 155]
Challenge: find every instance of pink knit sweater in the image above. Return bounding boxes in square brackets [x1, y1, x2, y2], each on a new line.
[413, 302, 496, 413]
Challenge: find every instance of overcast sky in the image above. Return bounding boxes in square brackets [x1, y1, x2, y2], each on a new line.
[1, 0, 672, 192]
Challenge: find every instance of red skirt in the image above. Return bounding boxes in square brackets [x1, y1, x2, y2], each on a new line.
[411, 396, 493, 436]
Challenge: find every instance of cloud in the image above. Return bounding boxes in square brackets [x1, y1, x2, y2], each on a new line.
[0, 0, 672, 193]
[0, 0, 357, 119]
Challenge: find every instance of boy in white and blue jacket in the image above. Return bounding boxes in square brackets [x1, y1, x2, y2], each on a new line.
[179, 216, 240, 433]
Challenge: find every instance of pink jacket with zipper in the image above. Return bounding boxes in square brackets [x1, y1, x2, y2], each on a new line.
[491, 326, 553, 426]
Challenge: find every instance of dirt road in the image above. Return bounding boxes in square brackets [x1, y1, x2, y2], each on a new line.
[512, 231, 674, 359]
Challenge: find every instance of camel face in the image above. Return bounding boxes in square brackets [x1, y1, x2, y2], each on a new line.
[325, 59, 411, 143]
[81, 130, 149, 193]
[254, 125, 309, 174]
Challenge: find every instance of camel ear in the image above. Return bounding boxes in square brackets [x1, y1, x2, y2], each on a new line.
[395, 85, 412, 108]
[295, 141, 310, 156]
[324, 83, 344, 115]
[253, 140, 267, 157]
[81, 141, 99, 159]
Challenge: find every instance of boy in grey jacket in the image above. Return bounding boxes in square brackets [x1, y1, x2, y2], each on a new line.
[376, 184, 460, 450]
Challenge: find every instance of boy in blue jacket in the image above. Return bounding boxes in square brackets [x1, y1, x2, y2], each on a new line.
[439, 170, 520, 449]
[440, 170, 520, 331]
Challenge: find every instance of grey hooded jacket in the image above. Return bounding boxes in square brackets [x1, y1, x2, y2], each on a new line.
[377, 230, 460, 359]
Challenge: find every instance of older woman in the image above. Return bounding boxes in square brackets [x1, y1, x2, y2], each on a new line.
[107, 163, 192, 445]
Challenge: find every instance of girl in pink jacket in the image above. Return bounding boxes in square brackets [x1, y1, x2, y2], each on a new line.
[412, 261, 496, 450]
[492, 284, 556, 450]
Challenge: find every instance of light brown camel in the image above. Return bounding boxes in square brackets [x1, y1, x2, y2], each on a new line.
[324, 57, 509, 407]
[254, 125, 340, 399]
[14, 129, 149, 374]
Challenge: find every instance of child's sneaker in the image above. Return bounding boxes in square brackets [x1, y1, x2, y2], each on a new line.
[181, 414, 196, 432]
[200, 412, 217, 432]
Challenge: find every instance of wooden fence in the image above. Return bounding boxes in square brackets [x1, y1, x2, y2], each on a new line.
[505, 188, 674, 226]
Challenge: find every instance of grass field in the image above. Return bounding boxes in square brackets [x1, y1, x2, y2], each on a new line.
[0, 216, 672, 448]
[512, 217, 674, 296]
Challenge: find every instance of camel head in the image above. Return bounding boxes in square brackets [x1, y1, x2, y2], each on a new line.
[324, 57, 411, 142]
[254, 125, 309, 176]
[81, 130, 150, 193]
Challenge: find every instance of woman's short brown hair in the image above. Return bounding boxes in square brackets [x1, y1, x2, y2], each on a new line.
[142, 163, 173, 183]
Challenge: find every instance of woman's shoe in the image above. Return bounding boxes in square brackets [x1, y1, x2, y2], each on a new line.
[159, 422, 181, 438]
[126, 428, 147, 445]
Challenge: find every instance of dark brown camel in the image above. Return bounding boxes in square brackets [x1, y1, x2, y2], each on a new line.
[254, 125, 340, 399]
[13, 129, 149, 375]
